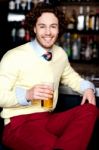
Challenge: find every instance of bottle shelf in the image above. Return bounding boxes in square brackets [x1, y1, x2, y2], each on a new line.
[65, 29, 99, 34]
[60, 1, 99, 6]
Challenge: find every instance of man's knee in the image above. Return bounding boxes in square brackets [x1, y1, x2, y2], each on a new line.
[78, 104, 98, 120]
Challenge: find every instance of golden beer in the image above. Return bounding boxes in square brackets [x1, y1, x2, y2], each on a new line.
[31, 99, 41, 106]
[42, 97, 53, 108]
[42, 82, 54, 108]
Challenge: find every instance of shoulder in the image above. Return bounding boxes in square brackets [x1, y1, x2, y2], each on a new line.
[1, 43, 31, 61]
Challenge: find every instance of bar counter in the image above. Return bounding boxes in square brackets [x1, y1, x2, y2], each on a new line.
[59, 85, 99, 97]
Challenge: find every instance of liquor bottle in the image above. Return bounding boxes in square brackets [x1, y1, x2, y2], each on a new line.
[80, 35, 87, 61]
[66, 33, 72, 59]
[72, 34, 81, 60]
[27, 0, 32, 11]
[8, 0, 15, 13]
[92, 36, 98, 61]
[92, 44, 98, 60]
[89, 9, 95, 30]
[85, 6, 90, 30]
[17, 21, 25, 44]
[11, 26, 17, 43]
[77, 35, 81, 59]
[15, 0, 21, 12]
[85, 36, 93, 61]
[67, 9, 77, 30]
[11, 22, 19, 47]
[24, 30, 31, 42]
[95, 9, 99, 31]
[62, 32, 72, 60]
[77, 6, 85, 30]
[21, 1, 27, 13]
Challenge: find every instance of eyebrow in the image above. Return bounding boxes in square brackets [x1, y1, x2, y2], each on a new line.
[37, 23, 58, 26]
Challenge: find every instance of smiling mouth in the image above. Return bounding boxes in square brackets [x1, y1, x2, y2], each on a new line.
[44, 38, 52, 41]
[44, 37, 54, 43]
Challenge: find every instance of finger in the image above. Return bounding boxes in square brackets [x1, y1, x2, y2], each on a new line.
[90, 98, 96, 105]
[81, 96, 86, 105]
[34, 91, 53, 100]
[38, 84, 53, 91]
[35, 85, 53, 94]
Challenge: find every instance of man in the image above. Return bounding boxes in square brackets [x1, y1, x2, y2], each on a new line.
[0, 2, 98, 150]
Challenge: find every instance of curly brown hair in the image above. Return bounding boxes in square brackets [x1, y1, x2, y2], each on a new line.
[25, 2, 67, 40]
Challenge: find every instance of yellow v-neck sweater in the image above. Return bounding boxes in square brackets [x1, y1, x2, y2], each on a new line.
[0, 42, 83, 124]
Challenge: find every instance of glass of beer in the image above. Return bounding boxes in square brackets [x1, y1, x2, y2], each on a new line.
[31, 99, 41, 106]
[42, 82, 54, 109]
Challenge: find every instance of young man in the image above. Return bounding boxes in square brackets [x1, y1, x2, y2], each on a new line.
[0, 2, 98, 150]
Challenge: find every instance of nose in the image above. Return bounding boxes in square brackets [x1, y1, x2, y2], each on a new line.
[45, 28, 51, 35]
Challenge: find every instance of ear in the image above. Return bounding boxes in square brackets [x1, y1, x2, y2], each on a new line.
[34, 27, 36, 33]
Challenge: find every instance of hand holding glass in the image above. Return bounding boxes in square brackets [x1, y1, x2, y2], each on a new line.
[31, 82, 54, 108]
[42, 82, 54, 109]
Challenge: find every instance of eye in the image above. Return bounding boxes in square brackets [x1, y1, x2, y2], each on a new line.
[51, 25, 57, 29]
[39, 25, 45, 28]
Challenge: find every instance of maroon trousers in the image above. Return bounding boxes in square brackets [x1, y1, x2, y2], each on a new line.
[2, 104, 98, 150]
